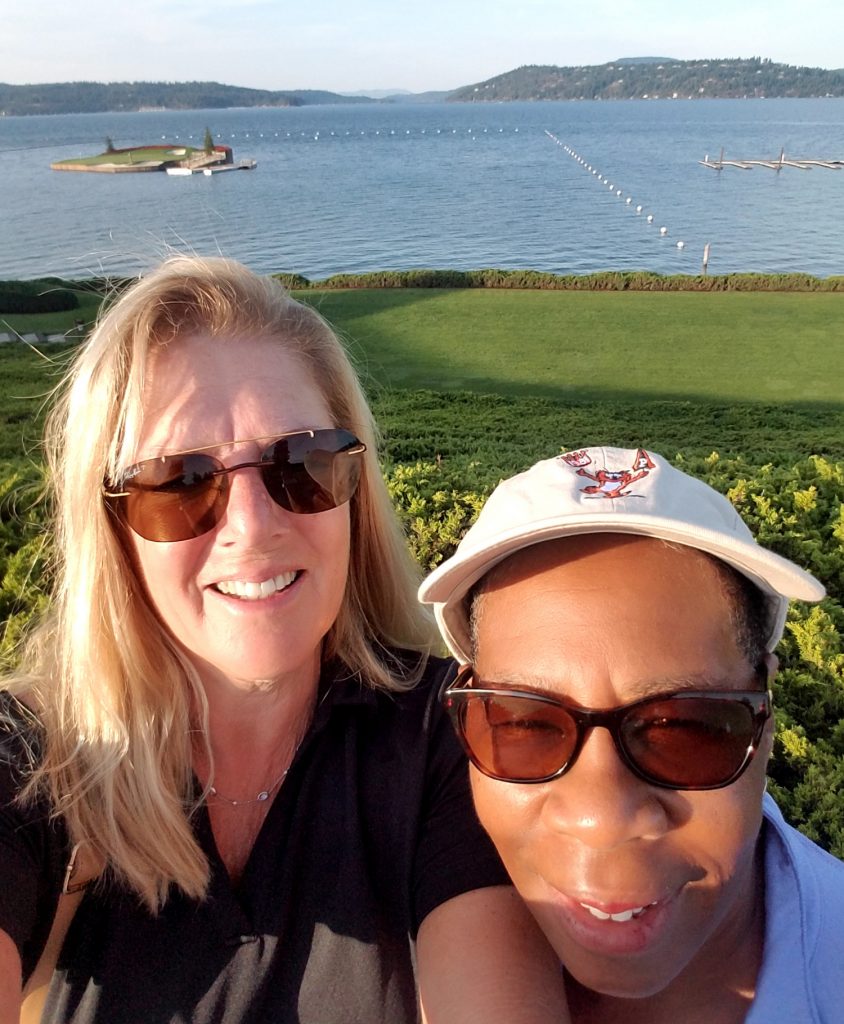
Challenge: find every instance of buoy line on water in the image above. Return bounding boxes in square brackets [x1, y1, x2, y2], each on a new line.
[176, 127, 527, 143]
[543, 130, 694, 257]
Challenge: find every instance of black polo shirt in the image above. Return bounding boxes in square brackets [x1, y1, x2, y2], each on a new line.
[1, 656, 509, 1023]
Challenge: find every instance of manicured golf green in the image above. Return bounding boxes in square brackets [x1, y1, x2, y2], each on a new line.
[51, 145, 203, 168]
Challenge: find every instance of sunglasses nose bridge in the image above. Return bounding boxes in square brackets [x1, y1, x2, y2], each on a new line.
[213, 458, 284, 527]
[562, 706, 640, 780]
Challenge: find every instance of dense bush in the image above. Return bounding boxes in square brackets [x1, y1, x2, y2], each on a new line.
[280, 268, 844, 292]
[0, 280, 80, 314]
[273, 272, 312, 291]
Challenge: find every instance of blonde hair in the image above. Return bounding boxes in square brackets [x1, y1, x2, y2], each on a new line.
[5, 256, 437, 910]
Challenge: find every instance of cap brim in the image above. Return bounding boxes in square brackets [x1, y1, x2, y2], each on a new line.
[420, 513, 826, 663]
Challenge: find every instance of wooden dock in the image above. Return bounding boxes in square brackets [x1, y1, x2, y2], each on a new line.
[700, 148, 843, 171]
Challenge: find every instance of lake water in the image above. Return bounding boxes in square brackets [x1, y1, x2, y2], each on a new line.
[1, 99, 843, 280]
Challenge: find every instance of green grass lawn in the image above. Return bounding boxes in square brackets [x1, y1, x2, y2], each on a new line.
[299, 288, 844, 405]
[2, 286, 842, 467]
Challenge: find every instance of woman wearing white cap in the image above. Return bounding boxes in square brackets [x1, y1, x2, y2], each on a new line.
[421, 446, 843, 1024]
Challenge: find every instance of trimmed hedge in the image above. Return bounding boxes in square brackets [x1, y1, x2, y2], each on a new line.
[0, 280, 80, 314]
[272, 268, 844, 292]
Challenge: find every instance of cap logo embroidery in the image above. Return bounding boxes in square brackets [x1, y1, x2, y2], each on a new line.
[561, 449, 593, 469]
[562, 448, 656, 499]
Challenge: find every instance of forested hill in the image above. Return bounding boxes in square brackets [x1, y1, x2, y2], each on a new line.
[0, 81, 373, 116]
[5, 58, 844, 115]
[448, 57, 844, 101]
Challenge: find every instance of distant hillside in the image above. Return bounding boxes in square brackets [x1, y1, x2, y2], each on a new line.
[384, 90, 453, 104]
[448, 57, 844, 101]
[0, 81, 374, 116]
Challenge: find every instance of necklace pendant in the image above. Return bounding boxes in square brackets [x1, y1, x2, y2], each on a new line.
[257, 791, 269, 801]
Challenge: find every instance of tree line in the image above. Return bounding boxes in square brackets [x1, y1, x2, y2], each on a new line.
[449, 57, 844, 102]
[0, 81, 372, 116]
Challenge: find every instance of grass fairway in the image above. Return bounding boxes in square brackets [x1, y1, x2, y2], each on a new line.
[1, 286, 842, 468]
[300, 288, 843, 404]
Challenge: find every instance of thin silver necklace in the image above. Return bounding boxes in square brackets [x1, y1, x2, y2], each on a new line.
[202, 684, 331, 808]
[208, 765, 292, 807]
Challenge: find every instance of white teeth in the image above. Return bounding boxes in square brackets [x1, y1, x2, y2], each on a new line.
[215, 572, 297, 600]
[580, 902, 650, 922]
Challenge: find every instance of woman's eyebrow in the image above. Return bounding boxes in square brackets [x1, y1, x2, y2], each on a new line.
[131, 433, 290, 461]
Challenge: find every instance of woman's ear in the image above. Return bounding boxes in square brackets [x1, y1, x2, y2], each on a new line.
[763, 651, 779, 683]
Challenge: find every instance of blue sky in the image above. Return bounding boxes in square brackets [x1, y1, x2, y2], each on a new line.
[2, 0, 842, 92]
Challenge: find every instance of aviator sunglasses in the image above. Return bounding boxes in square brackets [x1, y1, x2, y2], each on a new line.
[104, 428, 366, 542]
[442, 665, 771, 791]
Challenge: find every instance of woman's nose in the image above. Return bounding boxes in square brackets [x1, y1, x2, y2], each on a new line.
[540, 727, 671, 851]
[216, 466, 285, 541]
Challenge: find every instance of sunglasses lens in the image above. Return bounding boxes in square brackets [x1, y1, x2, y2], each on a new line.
[110, 429, 365, 542]
[459, 694, 577, 782]
[621, 696, 756, 788]
[261, 429, 364, 515]
[121, 454, 225, 542]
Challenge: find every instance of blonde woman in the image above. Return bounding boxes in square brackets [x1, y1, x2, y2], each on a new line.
[0, 258, 567, 1023]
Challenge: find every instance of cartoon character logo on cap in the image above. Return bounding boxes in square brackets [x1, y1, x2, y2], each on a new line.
[562, 448, 655, 499]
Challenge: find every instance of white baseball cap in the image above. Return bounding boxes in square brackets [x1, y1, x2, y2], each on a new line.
[418, 446, 826, 662]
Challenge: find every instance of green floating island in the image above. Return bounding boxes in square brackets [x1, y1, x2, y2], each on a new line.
[51, 142, 237, 174]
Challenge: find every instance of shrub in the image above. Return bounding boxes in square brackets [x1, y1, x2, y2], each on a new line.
[290, 268, 844, 293]
[0, 280, 79, 314]
[273, 272, 312, 291]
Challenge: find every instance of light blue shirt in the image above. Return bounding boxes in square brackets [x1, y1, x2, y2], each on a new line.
[746, 793, 844, 1023]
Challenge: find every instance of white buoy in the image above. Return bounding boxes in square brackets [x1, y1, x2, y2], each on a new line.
[616, 189, 622, 196]
[660, 226, 668, 235]
[626, 197, 632, 204]
[636, 205, 643, 213]
[677, 241, 685, 249]
[647, 215, 654, 223]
